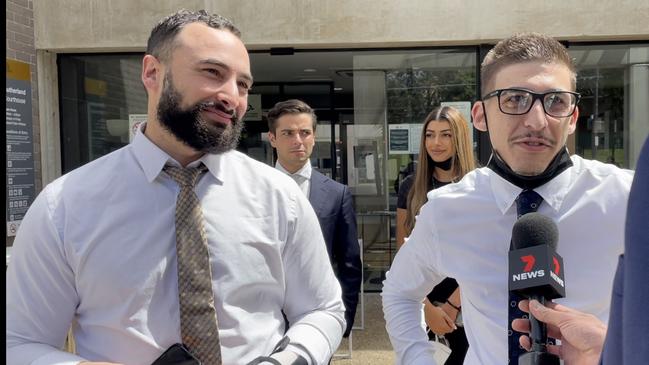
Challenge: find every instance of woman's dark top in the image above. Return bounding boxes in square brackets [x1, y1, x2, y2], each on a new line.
[396, 173, 468, 364]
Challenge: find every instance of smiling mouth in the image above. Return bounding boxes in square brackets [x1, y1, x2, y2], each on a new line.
[199, 101, 236, 124]
[522, 141, 547, 146]
[511, 134, 554, 148]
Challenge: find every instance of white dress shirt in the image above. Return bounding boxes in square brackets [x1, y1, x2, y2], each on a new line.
[6, 126, 345, 365]
[382, 156, 633, 365]
[275, 161, 312, 198]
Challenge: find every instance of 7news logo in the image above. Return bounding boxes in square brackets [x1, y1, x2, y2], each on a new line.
[512, 254, 564, 287]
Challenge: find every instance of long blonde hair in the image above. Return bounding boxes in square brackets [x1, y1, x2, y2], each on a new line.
[404, 106, 476, 234]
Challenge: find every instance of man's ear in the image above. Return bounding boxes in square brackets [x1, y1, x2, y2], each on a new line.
[472, 101, 488, 132]
[268, 132, 277, 148]
[141, 55, 162, 93]
[567, 106, 579, 135]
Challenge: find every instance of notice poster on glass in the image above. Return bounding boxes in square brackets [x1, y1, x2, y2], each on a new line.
[409, 123, 423, 154]
[389, 124, 424, 154]
[6, 59, 36, 237]
[389, 124, 410, 154]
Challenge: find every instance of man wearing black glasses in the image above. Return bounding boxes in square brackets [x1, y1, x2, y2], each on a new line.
[383, 33, 634, 365]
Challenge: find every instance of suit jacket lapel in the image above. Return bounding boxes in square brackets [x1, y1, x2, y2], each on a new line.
[309, 170, 329, 217]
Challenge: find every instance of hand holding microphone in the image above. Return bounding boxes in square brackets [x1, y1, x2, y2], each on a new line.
[512, 299, 606, 365]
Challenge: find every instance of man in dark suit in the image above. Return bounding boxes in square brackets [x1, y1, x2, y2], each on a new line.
[267, 99, 362, 338]
[512, 136, 649, 364]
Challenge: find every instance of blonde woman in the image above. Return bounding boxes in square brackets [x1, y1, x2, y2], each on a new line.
[395, 105, 476, 364]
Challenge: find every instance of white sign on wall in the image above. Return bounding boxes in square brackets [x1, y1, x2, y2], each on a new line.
[243, 94, 262, 121]
[128, 114, 147, 142]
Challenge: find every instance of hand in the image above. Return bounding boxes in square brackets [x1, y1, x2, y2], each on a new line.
[512, 299, 607, 365]
[439, 301, 459, 322]
[423, 300, 456, 335]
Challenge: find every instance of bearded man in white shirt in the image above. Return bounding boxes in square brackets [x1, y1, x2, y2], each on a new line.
[6, 9, 344, 365]
[382, 32, 635, 365]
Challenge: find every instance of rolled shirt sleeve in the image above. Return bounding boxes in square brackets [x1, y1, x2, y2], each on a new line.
[382, 202, 445, 364]
[282, 189, 346, 364]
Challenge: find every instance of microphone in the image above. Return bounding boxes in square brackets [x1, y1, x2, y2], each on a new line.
[508, 213, 565, 365]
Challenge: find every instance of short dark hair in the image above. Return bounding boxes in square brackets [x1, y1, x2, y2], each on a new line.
[146, 9, 241, 63]
[481, 32, 576, 95]
[267, 99, 318, 133]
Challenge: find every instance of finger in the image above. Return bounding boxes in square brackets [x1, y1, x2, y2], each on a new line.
[527, 300, 570, 327]
[440, 321, 454, 332]
[511, 318, 530, 333]
[518, 299, 530, 314]
[518, 335, 531, 351]
[443, 315, 457, 330]
[432, 323, 453, 335]
[546, 344, 562, 358]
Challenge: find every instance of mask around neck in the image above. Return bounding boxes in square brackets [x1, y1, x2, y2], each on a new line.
[487, 147, 573, 190]
[435, 157, 453, 171]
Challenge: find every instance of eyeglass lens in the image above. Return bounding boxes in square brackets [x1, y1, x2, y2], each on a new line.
[499, 89, 577, 117]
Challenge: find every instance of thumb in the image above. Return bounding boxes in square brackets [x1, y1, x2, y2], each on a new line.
[528, 300, 564, 327]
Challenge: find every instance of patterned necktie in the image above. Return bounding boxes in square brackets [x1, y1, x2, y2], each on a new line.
[508, 190, 544, 364]
[165, 164, 222, 365]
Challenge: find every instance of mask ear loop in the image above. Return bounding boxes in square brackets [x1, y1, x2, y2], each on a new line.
[480, 100, 497, 165]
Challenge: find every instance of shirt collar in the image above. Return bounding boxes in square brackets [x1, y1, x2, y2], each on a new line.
[275, 161, 312, 180]
[131, 122, 227, 184]
[490, 161, 573, 215]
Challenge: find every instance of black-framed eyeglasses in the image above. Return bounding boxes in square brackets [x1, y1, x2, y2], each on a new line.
[482, 88, 581, 118]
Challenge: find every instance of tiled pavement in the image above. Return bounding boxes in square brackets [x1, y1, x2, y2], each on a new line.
[332, 293, 395, 365]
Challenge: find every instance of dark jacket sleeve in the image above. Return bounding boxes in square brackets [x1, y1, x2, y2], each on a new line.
[333, 185, 362, 337]
[601, 136, 649, 364]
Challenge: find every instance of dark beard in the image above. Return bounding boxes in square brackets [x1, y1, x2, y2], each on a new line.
[157, 73, 244, 154]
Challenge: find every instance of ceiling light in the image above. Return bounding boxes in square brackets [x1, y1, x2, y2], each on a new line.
[303, 68, 317, 72]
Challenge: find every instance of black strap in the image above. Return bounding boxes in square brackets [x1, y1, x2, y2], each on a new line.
[246, 356, 282, 365]
[245, 336, 308, 365]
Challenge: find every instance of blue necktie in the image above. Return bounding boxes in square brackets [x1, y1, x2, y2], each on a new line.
[508, 190, 544, 364]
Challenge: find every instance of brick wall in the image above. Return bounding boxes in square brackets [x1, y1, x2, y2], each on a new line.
[6, 0, 39, 245]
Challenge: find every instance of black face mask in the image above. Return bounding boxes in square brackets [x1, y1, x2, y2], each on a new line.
[487, 147, 573, 190]
[435, 157, 453, 171]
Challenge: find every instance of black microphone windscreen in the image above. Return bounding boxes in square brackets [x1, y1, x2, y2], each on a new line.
[511, 212, 559, 250]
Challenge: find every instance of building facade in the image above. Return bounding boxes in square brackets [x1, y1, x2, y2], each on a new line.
[6, 1, 649, 285]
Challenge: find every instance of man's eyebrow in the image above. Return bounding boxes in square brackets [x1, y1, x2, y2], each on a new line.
[198, 58, 254, 84]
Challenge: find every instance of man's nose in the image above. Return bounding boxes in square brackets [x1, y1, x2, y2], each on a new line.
[524, 99, 549, 130]
[215, 77, 239, 110]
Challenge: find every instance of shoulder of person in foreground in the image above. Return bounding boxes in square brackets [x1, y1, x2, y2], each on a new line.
[239, 154, 346, 363]
[570, 154, 634, 183]
[425, 166, 485, 202]
[4, 149, 136, 365]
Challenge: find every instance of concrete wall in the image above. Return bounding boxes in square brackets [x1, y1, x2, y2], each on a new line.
[34, 0, 649, 52]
